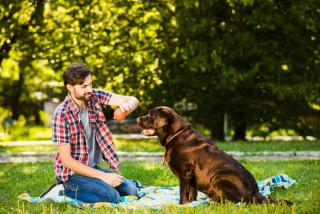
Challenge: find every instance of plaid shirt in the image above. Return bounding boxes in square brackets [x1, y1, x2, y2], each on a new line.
[52, 89, 119, 182]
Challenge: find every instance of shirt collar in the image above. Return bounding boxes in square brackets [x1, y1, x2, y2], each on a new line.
[66, 93, 93, 115]
[65, 92, 96, 117]
[65, 94, 79, 115]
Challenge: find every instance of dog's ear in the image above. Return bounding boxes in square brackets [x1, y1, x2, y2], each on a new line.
[171, 114, 191, 132]
[153, 109, 172, 128]
[154, 116, 168, 128]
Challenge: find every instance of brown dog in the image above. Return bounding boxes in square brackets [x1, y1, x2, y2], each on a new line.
[137, 106, 290, 205]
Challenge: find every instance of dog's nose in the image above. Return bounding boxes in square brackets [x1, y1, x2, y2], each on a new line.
[136, 117, 140, 124]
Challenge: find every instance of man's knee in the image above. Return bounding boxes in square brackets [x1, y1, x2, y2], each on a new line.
[100, 188, 121, 203]
[117, 180, 138, 196]
[64, 175, 122, 203]
[126, 182, 138, 196]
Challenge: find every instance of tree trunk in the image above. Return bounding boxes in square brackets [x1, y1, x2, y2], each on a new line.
[211, 126, 225, 141]
[34, 110, 41, 125]
[210, 113, 225, 141]
[11, 71, 25, 120]
[233, 121, 247, 141]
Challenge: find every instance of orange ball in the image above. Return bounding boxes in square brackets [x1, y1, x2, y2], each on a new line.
[114, 108, 127, 121]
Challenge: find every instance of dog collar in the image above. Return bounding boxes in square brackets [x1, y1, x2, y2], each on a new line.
[166, 128, 189, 145]
[162, 128, 189, 166]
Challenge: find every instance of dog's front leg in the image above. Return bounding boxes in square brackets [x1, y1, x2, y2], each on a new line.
[179, 177, 191, 204]
[188, 177, 197, 201]
[179, 164, 196, 204]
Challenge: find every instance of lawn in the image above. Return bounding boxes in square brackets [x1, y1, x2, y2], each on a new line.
[0, 126, 52, 142]
[115, 139, 320, 153]
[0, 160, 319, 213]
[1, 139, 319, 153]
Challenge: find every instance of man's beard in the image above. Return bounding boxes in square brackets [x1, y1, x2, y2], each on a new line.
[75, 92, 91, 101]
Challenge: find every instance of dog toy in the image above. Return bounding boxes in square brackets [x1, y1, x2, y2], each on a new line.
[114, 108, 127, 120]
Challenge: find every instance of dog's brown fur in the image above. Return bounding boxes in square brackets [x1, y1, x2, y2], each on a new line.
[137, 106, 291, 205]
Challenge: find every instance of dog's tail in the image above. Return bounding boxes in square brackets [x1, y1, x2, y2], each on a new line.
[253, 192, 293, 206]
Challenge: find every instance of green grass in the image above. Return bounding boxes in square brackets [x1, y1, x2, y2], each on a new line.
[115, 139, 164, 152]
[116, 139, 320, 152]
[0, 145, 57, 153]
[0, 125, 319, 153]
[0, 160, 319, 213]
[216, 140, 320, 152]
[0, 139, 319, 153]
[0, 126, 52, 142]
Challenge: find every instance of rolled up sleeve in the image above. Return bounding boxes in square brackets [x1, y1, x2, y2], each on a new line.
[52, 113, 71, 145]
[93, 89, 113, 107]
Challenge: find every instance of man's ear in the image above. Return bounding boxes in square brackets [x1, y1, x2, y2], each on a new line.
[66, 84, 73, 93]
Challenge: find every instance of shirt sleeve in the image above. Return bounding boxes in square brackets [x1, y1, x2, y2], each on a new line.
[51, 112, 71, 145]
[93, 88, 113, 107]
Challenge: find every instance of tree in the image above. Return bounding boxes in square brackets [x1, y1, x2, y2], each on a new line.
[0, 0, 45, 120]
[151, 0, 320, 140]
[0, 0, 319, 139]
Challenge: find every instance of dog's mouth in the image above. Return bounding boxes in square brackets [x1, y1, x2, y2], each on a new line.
[137, 117, 156, 136]
[141, 129, 156, 136]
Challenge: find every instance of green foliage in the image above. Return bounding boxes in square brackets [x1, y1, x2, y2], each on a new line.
[151, 0, 320, 140]
[0, 0, 319, 139]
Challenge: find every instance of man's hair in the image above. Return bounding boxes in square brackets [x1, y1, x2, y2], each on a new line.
[63, 63, 90, 86]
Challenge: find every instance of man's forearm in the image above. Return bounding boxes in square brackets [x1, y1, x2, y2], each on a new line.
[126, 96, 139, 114]
[109, 94, 139, 114]
[61, 156, 105, 179]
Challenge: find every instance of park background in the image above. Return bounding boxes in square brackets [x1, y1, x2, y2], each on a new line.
[0, 0, 319, 213]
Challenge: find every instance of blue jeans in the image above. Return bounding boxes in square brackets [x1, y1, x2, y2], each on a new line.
[63, 165, 138, 203]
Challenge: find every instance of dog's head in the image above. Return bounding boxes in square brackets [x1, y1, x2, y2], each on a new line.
[137, 106, 191, 146]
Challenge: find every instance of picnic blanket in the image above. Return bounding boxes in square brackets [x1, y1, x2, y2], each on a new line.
[18, 174, 296, 209]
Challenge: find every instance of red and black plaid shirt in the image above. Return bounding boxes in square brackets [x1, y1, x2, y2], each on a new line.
[52, 89, 119, 182]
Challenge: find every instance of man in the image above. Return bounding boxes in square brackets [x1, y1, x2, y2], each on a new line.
[51, 62, 139, 203]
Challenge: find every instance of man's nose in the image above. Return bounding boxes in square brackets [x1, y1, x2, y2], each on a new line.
[87, 86, 93, 93]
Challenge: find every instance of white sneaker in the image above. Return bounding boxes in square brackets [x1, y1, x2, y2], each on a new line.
[40, 183, 65, 199]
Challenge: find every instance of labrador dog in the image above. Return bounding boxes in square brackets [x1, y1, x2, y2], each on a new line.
[137, 106, 291, 205]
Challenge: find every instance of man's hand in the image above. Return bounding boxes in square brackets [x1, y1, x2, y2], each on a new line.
[98, 172, 124, 187]
[109, 94, 139, 114]
[120, 103, 133, 112]
[58, 144, 123, 187]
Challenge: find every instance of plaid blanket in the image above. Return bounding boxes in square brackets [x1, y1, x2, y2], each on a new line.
[257, 174, 296, 198]
[18, 174, 296, 209]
